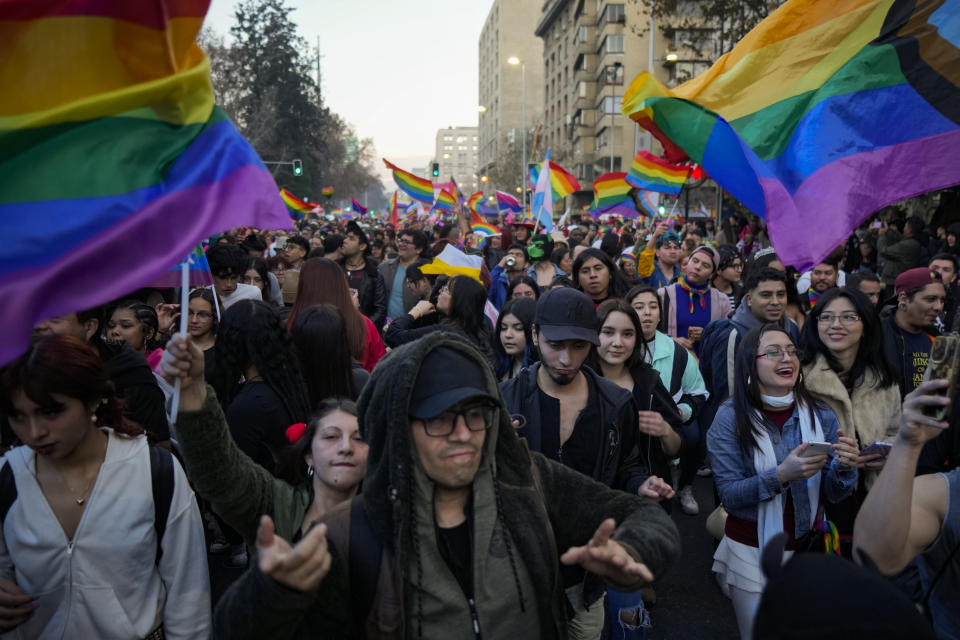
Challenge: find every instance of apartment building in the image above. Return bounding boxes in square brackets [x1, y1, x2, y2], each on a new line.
[434, 126, 480, 193]
[477, 0, 545, 182]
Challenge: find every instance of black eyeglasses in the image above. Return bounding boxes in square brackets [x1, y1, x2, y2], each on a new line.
[756, 347, 802, 360]
[417, 402, 496, 437]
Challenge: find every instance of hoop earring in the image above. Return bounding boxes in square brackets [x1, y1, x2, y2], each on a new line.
[747, 375, 752, 385]
[306, 464, 314, 478]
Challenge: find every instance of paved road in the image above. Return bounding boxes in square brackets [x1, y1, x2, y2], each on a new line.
[207, 475, 739, 638]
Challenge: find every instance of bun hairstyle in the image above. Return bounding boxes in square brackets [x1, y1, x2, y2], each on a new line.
[0, 335, 142, 438]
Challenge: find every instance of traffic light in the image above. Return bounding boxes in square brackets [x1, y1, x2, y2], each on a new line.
[432, 163, 439, 177]
[292, 159, 303, 176]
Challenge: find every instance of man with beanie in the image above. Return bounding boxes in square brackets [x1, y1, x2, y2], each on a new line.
[500, 287, 675, 639]
[206, 332, 680, 639]
[658, 244, 731, 357]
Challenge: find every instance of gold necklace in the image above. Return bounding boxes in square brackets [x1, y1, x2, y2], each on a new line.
[34, 447, 102, 506]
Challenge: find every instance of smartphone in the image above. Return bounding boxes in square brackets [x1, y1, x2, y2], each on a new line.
[800, 441, 832, 458]
[860, 441, 892, 458]
[871, 220, 882, 229]
[922, 335, 960, 421]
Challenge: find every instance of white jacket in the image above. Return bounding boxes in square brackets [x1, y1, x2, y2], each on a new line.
[0, 431, 211, 639]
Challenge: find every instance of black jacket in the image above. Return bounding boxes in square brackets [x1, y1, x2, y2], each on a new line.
[342, 258, 387, 330]
[101, 341, 170, 443]
[499, 364, 649, 494]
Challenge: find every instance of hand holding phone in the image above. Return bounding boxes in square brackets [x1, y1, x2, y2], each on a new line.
[922, 335, 960, 421]
[859, 441, 892, 458]
[799, 441, 832, 458]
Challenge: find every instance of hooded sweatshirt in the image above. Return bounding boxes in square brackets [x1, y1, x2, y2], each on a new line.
[213, 333, 681, 640]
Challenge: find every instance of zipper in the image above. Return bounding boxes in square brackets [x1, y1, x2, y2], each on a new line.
[467, 597, 483, 639]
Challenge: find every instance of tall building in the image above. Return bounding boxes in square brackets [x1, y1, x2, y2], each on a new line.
[477, 0, 545, 186]
[536, 0, 715, 195]
[434, 126, 480, 193]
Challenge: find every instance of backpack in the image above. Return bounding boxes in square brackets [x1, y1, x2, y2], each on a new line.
[0, 445, 175, 566]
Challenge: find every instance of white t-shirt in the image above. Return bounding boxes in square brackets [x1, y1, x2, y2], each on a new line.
[214, 283, 262, 309]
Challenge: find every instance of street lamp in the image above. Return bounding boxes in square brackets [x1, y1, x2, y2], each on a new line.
[478, 105, 487, 113]
[606, 64, 621, 172]
[507, 56, 527, 211]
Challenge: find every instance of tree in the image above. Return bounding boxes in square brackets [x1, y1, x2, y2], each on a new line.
[199, 0, 384, 206]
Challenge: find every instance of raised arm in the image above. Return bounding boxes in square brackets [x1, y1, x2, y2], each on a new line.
[854, 380, 950, 574]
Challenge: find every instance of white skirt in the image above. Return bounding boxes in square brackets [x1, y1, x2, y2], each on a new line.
[712, 536, 793, 595]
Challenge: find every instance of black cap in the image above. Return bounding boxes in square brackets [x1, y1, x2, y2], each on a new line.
[534, 288, 599, 345]
[409, 347, 497, 419]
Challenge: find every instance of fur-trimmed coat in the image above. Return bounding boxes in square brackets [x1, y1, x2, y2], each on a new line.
[803, 353, 901, 489]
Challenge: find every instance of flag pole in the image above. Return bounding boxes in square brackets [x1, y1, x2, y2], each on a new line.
[167, 255, 190, 427]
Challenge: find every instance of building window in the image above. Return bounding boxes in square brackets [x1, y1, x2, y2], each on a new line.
[598, 96, 618, 114]
[599, 64, 624, 86]
[600, 4, 625, 24]
[601, 35, 624, 54]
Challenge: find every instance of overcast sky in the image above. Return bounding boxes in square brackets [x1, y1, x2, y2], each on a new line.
[206, 0, 493, 180]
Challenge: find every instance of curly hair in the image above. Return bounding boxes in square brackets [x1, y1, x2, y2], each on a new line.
[0, 336, 141, 440]
[210, 300, 311, 423]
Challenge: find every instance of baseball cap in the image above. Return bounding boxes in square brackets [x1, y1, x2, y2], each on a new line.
[409, 347, 497, 419]
[534, 288, 599, 345]
[884, 267, 942, 305]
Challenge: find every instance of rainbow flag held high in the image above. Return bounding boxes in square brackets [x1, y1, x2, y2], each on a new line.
[281, 189, 317, 219]
[495, 190, 523, 214]
[384, 158, 434, 202]
[434, 190, 457, 212]
[321, 186, 334, 197]
[625, 151, 691, 195]
[351, 197, 368, 216]
[467, 192, 484, 217]
[151, 244, 213, 288]
[591, 173, 634, 210]
[471, 222, 501, 237]
[528, 159, 581, 200]
[622, 0, 960, 271]
[0, 0, 291, 366]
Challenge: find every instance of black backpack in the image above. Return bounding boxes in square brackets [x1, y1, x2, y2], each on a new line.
[0, 445, 175, 566]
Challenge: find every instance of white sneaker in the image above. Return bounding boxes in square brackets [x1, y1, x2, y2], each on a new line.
[696, 466, 713, 477]
[678, 486, 699, 515]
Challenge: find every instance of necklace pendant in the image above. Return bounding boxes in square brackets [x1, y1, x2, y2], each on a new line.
[76, 497, 85, 505]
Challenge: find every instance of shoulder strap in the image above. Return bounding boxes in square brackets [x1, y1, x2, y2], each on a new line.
[726, 327, 739, 398]
[349, 494, 382, 634]
[149, 446, 175, 567]
[670, 341, 689, 395]
[0, 463, 16, 524]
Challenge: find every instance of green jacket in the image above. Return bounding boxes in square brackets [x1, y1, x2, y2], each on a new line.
[176, 386, 310, 546]
[212, 333, 682, 640]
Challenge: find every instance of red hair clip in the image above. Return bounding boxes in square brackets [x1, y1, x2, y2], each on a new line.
[285, 422, 307, 444]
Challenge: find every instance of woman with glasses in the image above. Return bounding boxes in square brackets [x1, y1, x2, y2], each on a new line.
[708, 323, 859, 639]
[713, 245, 743, 309]
[799, 287, 900, 553]
[187, 288, 219, 353]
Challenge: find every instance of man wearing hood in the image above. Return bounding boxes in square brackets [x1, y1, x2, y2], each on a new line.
[213, 332, 680, 639]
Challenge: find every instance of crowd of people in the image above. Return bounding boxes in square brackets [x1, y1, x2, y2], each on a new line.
[1, 208, 958, 639]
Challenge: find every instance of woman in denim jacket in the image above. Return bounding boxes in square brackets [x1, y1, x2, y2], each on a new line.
[707, 323, 859, 640]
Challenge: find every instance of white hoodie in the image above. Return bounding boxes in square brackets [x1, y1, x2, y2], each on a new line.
[0, 431, 211, 639]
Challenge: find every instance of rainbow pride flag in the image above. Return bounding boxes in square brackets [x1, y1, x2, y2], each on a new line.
[467, 192, 484, 217]
[625, 151, 691, 195]
[528, 159, 581, 200]
[351, 197, 368, 216]
[622, 0, 960, 270]
[384, 158, 434, 202]
[281, 189, 317, 219]
[0, 0, 290, 366]
[592, 172, 633, 209]
[471, 222, 501, 237]
[321, 186, 334, 197]
[434, 189, 457, 212]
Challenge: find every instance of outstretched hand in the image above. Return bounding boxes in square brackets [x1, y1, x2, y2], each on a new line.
[560, 518, 654, 586]
[257, 515, 331, 593]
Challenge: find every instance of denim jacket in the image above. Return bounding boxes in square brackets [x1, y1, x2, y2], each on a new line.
[707, 399, 857, 539]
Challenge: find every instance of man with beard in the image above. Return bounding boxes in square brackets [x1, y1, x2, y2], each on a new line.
[500, 287, 663, 639]
[882, 268, 946, 398]
[798, 259, 840, 309]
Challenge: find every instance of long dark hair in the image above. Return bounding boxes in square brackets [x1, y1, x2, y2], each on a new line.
[624, 284, 667, 336]
[0, 336, 141, 439]
[572, 247, 631, 300]
[443, 276, 490, 341]
[246, 257, 278, 302]
[800, 287, 894, 388]
[592, 299, 649, 369]
[506, 275, 540, 300]
[287, 258, 367, 362]
[290, 304, 357, 406]
[493, 297, 538, 379]
[733, 324, 819, 454]
[278, 398, 359, 487]
[211, 300, 311, 423]
[189, 287, 220, 335]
